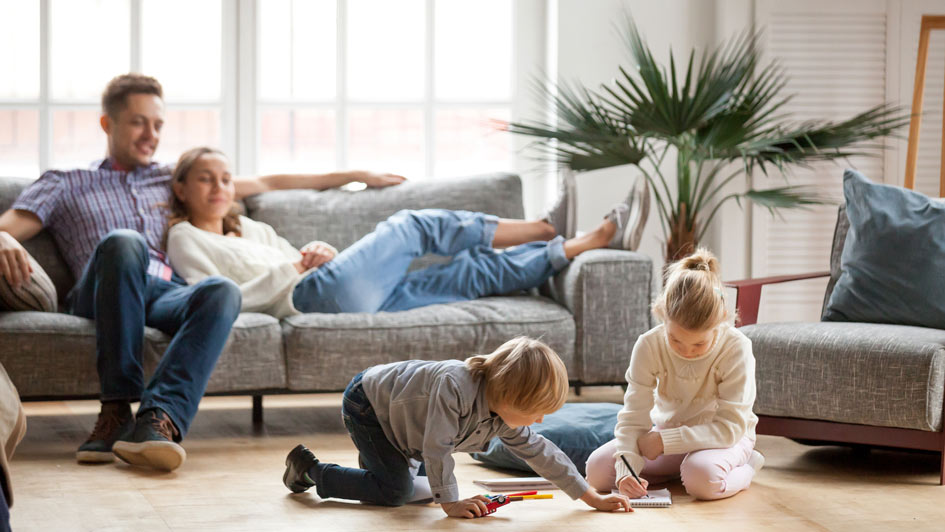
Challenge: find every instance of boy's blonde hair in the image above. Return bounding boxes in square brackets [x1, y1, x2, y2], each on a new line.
[465, 337, 568, 414]
[652, 247, 728, 331]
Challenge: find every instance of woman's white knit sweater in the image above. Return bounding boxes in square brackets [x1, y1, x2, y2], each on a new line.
[166, 216, 334, 318]
[613, 323, 757, 482]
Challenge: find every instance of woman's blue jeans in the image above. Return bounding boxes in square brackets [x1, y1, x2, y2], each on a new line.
[292, 209, 569, 313]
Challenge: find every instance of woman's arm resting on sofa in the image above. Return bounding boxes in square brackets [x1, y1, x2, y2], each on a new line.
[233, 171, 407, 198]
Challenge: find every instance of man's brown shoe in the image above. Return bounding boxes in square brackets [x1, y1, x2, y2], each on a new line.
[76, 401, 133, 464]
[112, 408, 186, 472]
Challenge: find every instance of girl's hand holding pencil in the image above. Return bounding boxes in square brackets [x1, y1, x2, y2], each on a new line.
[618, 454, 649, 499]
[617, 474, 649, 499]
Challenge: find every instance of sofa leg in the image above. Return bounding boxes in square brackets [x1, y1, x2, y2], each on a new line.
[573, 385, 582, 396]
[940, 450, 944, 486]
[252, 395, 263, 428]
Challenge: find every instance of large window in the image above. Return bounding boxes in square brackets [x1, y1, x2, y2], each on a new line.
[0, 0, 523, 181]
[0, 0, 223, 175]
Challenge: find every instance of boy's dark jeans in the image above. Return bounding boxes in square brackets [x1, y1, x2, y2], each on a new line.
[313, 372, 415, 506]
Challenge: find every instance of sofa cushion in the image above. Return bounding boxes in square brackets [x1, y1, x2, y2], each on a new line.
[0, 311, 101, 397]
[282, 296, 576, 391]
[741, 321, 945, 431]
[243, 173, 525, 256]
[0, 254, 57, 312]
[823, 169, 945, 328]
[821, 205, 849, 318]
[0, 311, 285, 397]
[0, 177, 75, 301]
[143, 312, 286, 393]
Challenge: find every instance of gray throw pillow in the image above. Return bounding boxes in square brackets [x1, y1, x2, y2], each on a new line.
[0, 254, 57, 312]
[823, 169, 945, 328]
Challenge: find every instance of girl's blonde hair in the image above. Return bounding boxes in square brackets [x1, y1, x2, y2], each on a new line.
[164, 146, 242, 248]
[465, 337, 568, 414]
[652, 247, 728, 331]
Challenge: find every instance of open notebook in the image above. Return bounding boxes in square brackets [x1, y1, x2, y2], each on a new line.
[618, 488, 672, 508]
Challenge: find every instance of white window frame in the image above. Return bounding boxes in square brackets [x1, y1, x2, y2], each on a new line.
[0, 0, 235, 174]
[4, 0, 547, 194]
[238, 0, 547, 182]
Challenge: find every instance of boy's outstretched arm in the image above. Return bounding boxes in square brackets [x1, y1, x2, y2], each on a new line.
[441, 495, 492, 518]
[580, 488, 633, 512]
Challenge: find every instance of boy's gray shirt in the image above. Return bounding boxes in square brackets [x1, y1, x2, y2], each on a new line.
[361, 359, 589, 504]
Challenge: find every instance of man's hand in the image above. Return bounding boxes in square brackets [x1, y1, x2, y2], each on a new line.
[0, 231, 32, 288]
[617, 474, 649, 499]
[349, 170, 406, 188]
[580, 488, 633, 512]
[440, 495, 491, 518]
[638, 430, 664, 460]
[298, 242, 337, 271]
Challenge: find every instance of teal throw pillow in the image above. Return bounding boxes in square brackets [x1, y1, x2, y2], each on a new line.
[469, 402, 621, 476]
[823, 169, 945, 328]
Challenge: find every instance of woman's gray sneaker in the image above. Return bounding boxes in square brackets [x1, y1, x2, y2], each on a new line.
[605, 177, 649, 251]
[542, 172, 577, 239]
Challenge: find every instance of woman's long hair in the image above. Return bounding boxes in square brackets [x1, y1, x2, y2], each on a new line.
[163, 146, 242, 248]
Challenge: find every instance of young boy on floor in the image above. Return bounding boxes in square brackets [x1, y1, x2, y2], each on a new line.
[282, 337, 632, 518]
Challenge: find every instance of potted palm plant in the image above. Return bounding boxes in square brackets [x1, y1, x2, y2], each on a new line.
[503, 16, 908, 262]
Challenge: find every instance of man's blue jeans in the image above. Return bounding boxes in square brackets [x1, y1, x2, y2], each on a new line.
[67, 230, 241, 436]
[311, 372, 415, 506]
[292, 209, 569, 313]
[0, 479, 9, 532]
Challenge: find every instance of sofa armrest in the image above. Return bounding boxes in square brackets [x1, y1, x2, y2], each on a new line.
[724, 271, 830, 326]
[546, 249, 655, 385]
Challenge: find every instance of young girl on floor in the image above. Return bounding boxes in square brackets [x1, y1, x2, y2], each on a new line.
[282, 337, 632, 518]
[585, 249, 763, 501]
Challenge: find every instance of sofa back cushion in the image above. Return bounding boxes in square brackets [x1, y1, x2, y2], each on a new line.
[243, 172, 525, 252]
[822, 169, 945, 328]
[0, 177, 75, 304]
[821, 204, 849, 318]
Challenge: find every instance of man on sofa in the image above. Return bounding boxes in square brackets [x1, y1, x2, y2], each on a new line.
[0, 73, 405, 472]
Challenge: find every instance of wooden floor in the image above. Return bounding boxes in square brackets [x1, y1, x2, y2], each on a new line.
[7, 387, 945, 531]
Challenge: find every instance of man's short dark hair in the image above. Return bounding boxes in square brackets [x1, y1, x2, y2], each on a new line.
[101, 73, 163, 119]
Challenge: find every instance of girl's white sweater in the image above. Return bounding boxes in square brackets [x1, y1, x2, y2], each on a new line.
[613, 323, 757, 481]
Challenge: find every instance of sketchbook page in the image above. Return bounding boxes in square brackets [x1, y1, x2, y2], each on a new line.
[472, 477, 558, 491]
[613, 488, 672, 507]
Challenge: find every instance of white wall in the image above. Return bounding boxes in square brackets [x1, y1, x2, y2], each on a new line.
[545, 0, 754, 279]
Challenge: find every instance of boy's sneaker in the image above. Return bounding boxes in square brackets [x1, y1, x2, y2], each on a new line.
[542, 171, 577, 239]
[76, 401, 134, 463]
[284, 444, 319, 493]
[748, 450, 765, 473]
[605, 177, 650, 251]
[112, 408, 186, 472]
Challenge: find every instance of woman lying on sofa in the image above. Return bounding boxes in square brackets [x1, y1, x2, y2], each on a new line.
[164, 147, 641, 317]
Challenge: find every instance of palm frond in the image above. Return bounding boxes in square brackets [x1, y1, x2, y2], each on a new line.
[741, 186, 827, 212]
[697, 185, 828, 241]
[503, 79, 646, 171]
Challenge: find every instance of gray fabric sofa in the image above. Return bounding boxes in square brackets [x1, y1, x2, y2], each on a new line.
[726, 206, 945, 484]
[0, 173, 654, 415]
